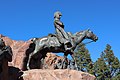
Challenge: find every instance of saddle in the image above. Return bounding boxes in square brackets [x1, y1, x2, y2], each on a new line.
[47, 33, 61, 47]
[48, 33, 57, 37]
[48, 33, 73, 49]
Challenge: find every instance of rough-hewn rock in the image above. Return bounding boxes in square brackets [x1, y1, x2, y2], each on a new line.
[44, 53, 64, 69]
[21, 69, 95, 80]
[0, 34, 32, 70]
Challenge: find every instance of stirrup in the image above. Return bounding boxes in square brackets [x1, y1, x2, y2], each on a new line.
[65, 42, 72, 48]
[65, 45, 71, 51]
[66, 47, 71, 51]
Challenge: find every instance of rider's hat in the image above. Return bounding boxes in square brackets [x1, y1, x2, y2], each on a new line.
[54, 11, 62, 18]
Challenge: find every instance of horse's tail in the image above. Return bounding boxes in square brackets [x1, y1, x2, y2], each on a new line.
[30, 37, 38, 42]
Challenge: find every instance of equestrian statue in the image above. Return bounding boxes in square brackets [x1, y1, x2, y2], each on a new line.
[26, 11, 98, 70]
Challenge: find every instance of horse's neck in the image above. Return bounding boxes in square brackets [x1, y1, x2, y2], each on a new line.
[74, 31, 86, 45]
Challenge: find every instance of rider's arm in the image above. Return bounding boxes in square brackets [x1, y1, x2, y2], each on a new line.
[55, 20, 64, 28]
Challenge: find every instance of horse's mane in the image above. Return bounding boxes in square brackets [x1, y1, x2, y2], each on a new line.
[74, 30, 84, 36]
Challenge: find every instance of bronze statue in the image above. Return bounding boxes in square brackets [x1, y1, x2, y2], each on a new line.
[27, 29, 98, 70]
[54, 11, 72, 51]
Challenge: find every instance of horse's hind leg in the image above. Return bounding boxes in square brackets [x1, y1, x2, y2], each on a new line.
[27, 53, 32, 70]
[26, 46, 38, 70]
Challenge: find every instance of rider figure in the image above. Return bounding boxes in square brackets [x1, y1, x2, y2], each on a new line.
[54, 11, 72, 51]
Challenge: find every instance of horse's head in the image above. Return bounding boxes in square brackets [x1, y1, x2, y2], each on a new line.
[74, 29, 98, 45]
[85, 29, 98, 42]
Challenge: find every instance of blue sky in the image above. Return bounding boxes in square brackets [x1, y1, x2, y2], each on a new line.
[0, 0, 120, 61]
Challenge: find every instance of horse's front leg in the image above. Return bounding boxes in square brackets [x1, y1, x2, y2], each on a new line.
[61, 53, 68, 69]
[70, 50, 78, 70]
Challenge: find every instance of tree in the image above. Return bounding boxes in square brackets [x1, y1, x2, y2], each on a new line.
[104, 44, 120, 79]
[93, 54, 109, 80]
[94, 44, 120, 80]
[75, 43, 94, 74]
[75, 43, 120, 80]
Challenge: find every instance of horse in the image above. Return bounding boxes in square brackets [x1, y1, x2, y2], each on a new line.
[26, 29, 98, 70]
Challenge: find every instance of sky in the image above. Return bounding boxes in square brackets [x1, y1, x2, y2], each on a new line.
[0, 0, 120, 61]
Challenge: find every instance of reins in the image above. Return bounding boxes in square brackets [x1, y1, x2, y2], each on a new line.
[79, 40, 94, 47]
[83, 40, 94, 45]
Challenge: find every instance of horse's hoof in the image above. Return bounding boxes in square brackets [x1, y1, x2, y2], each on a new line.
[27, 65, 30, 70]
[27, 67, 30, 70]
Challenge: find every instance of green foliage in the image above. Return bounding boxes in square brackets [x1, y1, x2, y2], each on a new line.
[75, 43, 94, 74]
[94, 58, 107, 79]
[75, 44, 120, 80]
[93, 44, 120, 80]
[112, 72, 120, 80]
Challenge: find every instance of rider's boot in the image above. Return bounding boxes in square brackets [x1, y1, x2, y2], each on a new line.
[64, 40, 72, 51]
